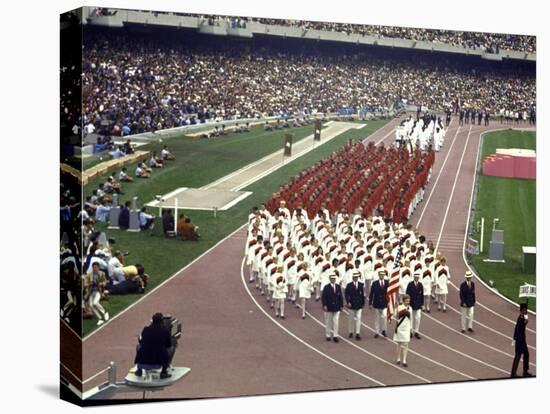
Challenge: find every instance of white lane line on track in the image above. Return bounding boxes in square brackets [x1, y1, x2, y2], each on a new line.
[438, 304, 536, 356]
[338, 309, 476, 380]
[421, 311, 531, 371]
[303, 310, 431, 383]
[435, 123, 473, 252]
[83, 224, 248, 341]
[416, 123, 463, 227]
[239, 258, 385, 386]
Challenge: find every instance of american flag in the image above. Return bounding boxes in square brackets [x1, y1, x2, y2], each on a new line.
[386, 239, 403, 321]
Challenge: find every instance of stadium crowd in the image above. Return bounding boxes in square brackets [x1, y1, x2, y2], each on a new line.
[108, 9, 536, 53]
[247, 18, 535, 53]
[83, 33, 535, 136]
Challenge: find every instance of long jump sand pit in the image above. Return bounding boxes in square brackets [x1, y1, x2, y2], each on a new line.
[146, 187, 252, 211]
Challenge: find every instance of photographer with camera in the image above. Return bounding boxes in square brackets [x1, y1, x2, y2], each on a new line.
[135, 313, 173, 379]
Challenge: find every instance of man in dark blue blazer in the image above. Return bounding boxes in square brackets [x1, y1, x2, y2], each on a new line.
[322, 273, 344, 342]
[345, 271, 365, 340]
[459, 271, 476, 333]
[511, 303, 533, 377]
[406, 273, 424, 339]
[369, 269, 388, 338]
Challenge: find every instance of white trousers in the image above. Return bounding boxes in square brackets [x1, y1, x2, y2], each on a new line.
[373, 308, 387, 334]
[88, 291, 106, 320]
[347, 308, 363, 334]
[411, 309, 422, 333]
[324, 311, 340, 338]
[461, 306, 474, 330]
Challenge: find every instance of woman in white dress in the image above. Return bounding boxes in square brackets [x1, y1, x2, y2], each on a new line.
[421, 269, 433, 312]
[284, 248, 298, 303]
[295, 265, 314, 319]
[393, 294, 412, 367]
[273, 269, 288, 319]
[435, 257, 451, 312]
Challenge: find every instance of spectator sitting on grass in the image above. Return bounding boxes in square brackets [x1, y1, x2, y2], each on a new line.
[108, 250, 126, 284]
[104, 176, 121, 194]
[122, 263, 146, 280]
[105, 273, 149, 295]
[264, 121, 273, 131]
[110, 145, 125, 159]
[119, 167, 134, 182]
[139, 206, 155, 230]
[148, 151, 164, 168]
[136, 162, 151, 178]
[123, 139, 134, 154]
[119, 201, 131, 229]
[94, 199, 111, 222]
[178, 217, 199, 241]
[161, 145, 175, 161]
[162, 209, 175, 237]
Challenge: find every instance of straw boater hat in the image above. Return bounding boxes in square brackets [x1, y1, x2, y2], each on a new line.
[465, 271, 473, 279]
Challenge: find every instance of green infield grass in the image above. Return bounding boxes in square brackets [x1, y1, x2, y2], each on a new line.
[468, 129, 536, 311]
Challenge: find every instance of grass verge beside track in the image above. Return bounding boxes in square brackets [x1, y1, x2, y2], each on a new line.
[468, 130, 536, 311]
[84, 119, 390, 335]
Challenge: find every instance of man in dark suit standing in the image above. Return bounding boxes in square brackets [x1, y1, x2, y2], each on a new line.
[511, 303, 533, 377]
[322, 273, 344, 342]
[406, 273, 424, 339]
[459, 271, 476, 333]
[135, 313, 173, 378]
[345, 271, 365, 340]
[369, 269, 388, 338]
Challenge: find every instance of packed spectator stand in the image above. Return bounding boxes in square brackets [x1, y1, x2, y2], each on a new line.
[114, 10, 535, 53]
[82, 29, 535, 137]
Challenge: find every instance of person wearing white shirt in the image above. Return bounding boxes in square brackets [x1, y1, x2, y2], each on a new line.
[94, 200, 111, 222]
[161, 145, 175, 160]
[435, 257, 451, 311]
[393, 296, 412, 367]
[108, 251, 126, 284]
[138, 207, 155, 230]
[421, 269, 433, 312]
[272, 269, 288, 319]
[295, 268, 314, 319]
[119, 167, 134, 182]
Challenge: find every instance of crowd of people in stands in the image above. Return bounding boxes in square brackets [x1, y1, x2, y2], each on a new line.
[254, 20, 535, 54]
[104, 9, 535, 53]
[82, 31, 535, 136]
[266, 139, 434, 224]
